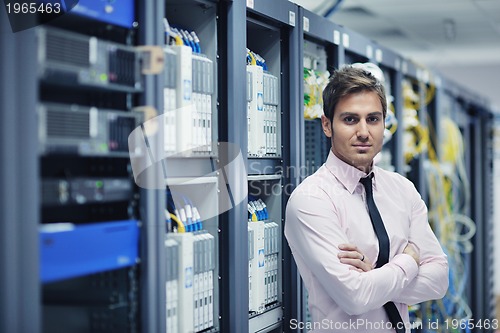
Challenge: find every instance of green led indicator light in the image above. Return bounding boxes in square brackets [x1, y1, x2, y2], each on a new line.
[96, 180, 103, 188]
[100, 73, 108, 82]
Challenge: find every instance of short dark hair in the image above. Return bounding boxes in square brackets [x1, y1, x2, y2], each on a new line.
[322, 65, 387, 122]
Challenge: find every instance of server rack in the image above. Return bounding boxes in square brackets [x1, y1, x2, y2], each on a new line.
[0, 7, 40, 333]
[34, 2, 157, 331]
[217, 1, 249, 332]
[399, 60, 427, 193]
[342, 26, 370, 65]
[296, 8, 344, 330]
[137, 2, 165, 332]
[245, 1, 300, 332]
[0, 2, 498, 333]
[468, 100, 495, 333]
[300, 7, 340, 177]
[371, 43, 404, 174]
[161, 1, 222, 333]
[336, 25, 404, 175]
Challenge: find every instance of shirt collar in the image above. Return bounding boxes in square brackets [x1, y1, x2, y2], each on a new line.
[325, 150, 378, 194]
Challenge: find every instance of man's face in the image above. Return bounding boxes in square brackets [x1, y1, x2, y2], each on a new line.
[321, 91, 385, 172]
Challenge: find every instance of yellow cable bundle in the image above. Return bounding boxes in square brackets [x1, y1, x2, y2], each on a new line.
[441, 117, 463, 164]
[168, 211, 185, 233]
[251, 212, 258, 222]
[424, 82, 436, 106]
[423, 115, 475, 326]
[403, 121, 429, 164]
[247, 50, 256, 66]
[174, 34, 183, 46]
[386, 103, 398, 135]
[303, 68, 329, 120]
[402, 79, 429, 163]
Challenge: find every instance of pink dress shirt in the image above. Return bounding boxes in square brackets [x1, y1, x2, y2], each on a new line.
[285, 151, 448, 332]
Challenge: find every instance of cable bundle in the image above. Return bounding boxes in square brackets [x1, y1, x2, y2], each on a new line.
[419, 115, 476, 332]
[164, 18, 201, 53]
[303, 67, 330, 120]
[246, 48, 268, 70]
[166, 190, 203, 233]
[402, 78, 429, 164]
[248, 195, 269, 222]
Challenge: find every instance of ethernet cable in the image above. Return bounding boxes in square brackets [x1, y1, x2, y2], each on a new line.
[168, 27, 184, 46]
[248, 200, 260, 220]
[247, 48, 257, 66]
[185, 204, 194, 232]
[257, 199, 269, 220]
[192, 207, 202, 231]
[168, 210, 185, 233]
[181, 29, 196, 52]
[420, 114, 475, 330]
[248, 203, 258, 222]
[178, 208, 189, 232]
[167, 189, 200, 232]
[253, 52, 268, 71]
[190, 31, 201, 54]
[180, 29, 190, 47]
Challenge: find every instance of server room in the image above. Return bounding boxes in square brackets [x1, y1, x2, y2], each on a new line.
[1, 0, 499, 332]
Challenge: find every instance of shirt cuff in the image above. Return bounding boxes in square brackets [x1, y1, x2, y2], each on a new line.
[391, 253, 419, 281]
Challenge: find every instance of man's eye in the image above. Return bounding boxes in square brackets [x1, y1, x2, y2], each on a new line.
[344, 117, 356, 123]
[368, 117, 380, 123]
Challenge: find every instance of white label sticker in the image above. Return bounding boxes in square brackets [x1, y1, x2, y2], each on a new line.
[89, 37, 97, 65]
[289, 11, 296, 27]
[416, 68, 422, 81]
[366, 45, 373, 59]
[246, 0, 254, 9]
[342, 33, 350, 48]
[89, 107, 98, 138]
[375, 49, 383, 63]
[333, 30, 340, 45]
[435, 76, 442, 88]
[423, 70, 430, 84]
[303, 16, 309, 32]
[395, 58, 401, 71]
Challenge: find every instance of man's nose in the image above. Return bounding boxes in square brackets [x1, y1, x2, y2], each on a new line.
[356, 120, 369, 138]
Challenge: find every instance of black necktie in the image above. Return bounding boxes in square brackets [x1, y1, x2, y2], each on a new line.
[360, 174, 405, 333]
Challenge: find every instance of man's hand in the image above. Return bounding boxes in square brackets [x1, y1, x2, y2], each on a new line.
[338, 243, 372, 272]
[403, 242, 420, 266]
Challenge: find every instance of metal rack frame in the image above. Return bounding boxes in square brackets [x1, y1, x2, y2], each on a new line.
[0, 1, 497, 332]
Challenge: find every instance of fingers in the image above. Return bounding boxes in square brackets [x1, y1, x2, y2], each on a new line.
[403, 242, 420, 266]
[337, 244, 372, 272]
[339, 257, 372, 272]
[338, 244, 363, 261]
[338, 243, 358, 252]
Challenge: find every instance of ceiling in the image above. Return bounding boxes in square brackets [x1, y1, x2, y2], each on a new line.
[291, 0, 500, 110]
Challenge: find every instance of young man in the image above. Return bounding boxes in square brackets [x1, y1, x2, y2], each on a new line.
[285, 66, 448, 332]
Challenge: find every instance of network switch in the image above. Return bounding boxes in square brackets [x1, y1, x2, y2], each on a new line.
[39, 103, 143, 157]
[37, 27, 143, 92]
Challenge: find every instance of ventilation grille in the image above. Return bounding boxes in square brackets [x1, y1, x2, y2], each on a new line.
[109, 116, 136, 152]
[46, 32, 89, 67]
[109, 49, 136, 86]
[46, 110, 89, 139]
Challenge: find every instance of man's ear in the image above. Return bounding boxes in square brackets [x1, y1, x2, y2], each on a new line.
[321, 115, 332, 138]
